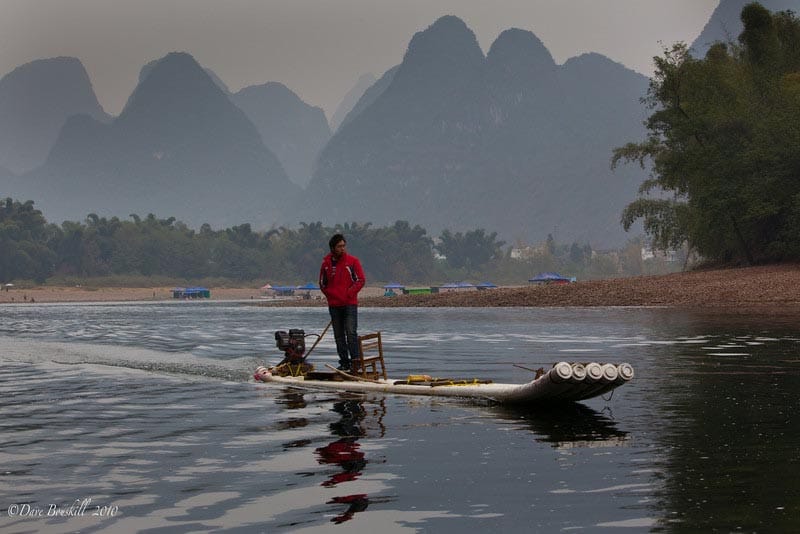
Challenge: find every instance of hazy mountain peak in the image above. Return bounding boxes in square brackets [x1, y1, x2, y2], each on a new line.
[232, 81, 330, 188]
[1, 56, 84, 86]
[562, 52, 634, 74]
[138, 56, 230, 95]
[237, 81, 300, 102]
[485, 28, 560, 124]
[486, 28, 556, 99]
[132, 52, 202, 89]
[0, 56, 109, 174]
[330, 73, 377, 132]
[388, 14, 485, 101]
[119, 51, 234, 124]
[136, 52, 197, 82]
[558, 52, 647, 100]
[487, 28, 556, 73]
[403, 15, 484, 65]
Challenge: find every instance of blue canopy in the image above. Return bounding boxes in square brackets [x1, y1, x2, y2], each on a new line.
[456, 281, 474, 288]
[297, 282, 320, 290]
[476, 281, 497, 288]
[270, 285, 296, 291]
[172, 286, 210, 298]
[383, 282, 405, 289]
[529, 272, 570, 283]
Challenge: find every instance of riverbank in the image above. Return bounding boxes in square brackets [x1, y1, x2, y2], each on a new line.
[0, 285, 384, 304]
[364, 263, 800, 309]
[1, 264, 799, 308]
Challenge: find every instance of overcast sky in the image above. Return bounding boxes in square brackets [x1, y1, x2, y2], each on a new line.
[0, 0, 719, 119]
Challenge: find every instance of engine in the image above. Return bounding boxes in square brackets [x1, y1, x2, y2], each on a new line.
[275, 329, 306, 364]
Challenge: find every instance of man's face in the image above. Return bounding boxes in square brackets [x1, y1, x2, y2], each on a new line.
[332, 240, 346, 259]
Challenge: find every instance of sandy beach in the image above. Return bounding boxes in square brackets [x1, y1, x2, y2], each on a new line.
[2, 263, 799, 309]
[0, 285, 385, 304]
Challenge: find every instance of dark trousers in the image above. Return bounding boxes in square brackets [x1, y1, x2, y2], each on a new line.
[328, 305, 359, 368]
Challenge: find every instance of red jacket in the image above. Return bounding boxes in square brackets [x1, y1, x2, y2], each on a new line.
[319, 252, 366, 306]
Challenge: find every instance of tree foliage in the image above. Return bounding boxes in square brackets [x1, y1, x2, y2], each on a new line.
[0, 198, 57, 282]
[435, 229, 506, 270]
[0, 194, 682, 284]
[0, 198, 491, 284]
[612, 3, 800, 263]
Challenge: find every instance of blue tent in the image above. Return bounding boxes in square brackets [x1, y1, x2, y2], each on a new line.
[383, 282, 405, 289]
[271, 285, 297, 296]
[297, 282, 320, 290]
[476, 281, 498, 289]
[172, 286, 210, 298]
[529, 272, 571, 284]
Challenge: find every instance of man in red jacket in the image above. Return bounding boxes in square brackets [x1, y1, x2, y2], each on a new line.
[319, 234, 366, 371]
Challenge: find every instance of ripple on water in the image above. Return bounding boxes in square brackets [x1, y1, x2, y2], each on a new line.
[1, 304, 799, 532]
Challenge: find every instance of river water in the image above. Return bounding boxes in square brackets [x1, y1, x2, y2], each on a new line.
[0, 302, 797, 533]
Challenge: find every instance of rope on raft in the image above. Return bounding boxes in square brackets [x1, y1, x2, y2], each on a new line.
[429, 378, 493, 387]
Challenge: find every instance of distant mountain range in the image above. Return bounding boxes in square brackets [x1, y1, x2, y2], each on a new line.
[10, 52, 297, 229]
[302, 17, 648, 247]
[4, 5, 793, 247]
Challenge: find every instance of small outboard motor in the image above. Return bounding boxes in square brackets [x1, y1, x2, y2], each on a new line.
[275, 329, 306, 364]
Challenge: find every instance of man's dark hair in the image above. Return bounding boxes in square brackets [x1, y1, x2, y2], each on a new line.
[329, 233, 346, 252]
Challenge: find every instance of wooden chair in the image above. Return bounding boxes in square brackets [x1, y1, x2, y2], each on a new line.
[353, 332, 387, 380]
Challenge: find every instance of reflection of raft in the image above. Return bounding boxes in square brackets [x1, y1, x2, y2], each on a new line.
[254, 361, 634, 405]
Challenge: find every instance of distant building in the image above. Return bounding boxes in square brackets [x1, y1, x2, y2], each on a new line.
[641, 246, 678, 262]
[510, 244, 547, 260]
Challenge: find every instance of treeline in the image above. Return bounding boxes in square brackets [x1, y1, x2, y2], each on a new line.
[613, 3, 800, 264]
[0, 197, 672, 286]
[0, 198, 505, 284]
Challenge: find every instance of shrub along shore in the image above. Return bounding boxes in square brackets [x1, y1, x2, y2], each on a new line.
[2, 264, 799, 311]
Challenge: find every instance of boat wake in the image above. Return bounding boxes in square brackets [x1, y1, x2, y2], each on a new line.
[0, 336, 260, 382]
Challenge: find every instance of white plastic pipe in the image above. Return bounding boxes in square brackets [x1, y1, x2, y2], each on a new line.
[551, 361, 573, 382]
[617, 363, 634, 381]
[601, 363, 619, 382]
[570, 362, 587, 382]
[585, 362, 603, 381]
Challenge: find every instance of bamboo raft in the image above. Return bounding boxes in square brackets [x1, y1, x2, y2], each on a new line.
[254, 361, 634, 405]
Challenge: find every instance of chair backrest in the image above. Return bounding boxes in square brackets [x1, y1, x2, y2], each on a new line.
[356, 332, 386, 380]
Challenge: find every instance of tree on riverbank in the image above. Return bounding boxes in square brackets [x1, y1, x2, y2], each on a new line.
[0, 198, 56, 282]
[613, 2, 800, 264]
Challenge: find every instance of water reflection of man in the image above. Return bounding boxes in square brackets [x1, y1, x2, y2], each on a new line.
[328, 494, 369, 524]
[316, 400, 367, 486]
[316, 399, 369, 523]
